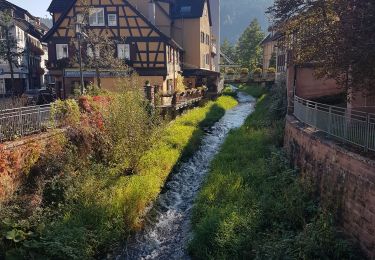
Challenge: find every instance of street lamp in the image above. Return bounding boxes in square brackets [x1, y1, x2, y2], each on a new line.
[75, 21, 85, 95]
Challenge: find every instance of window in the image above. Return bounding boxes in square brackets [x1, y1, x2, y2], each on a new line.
[56, 44, 69, 60]
[201, 32, 205, 44]
[108, 14, 117, 26]
[89, 8, 105, 26]
[205, 34, 210, 45]
[87, 46, 100, 58]
[117, 44, 130, 60]
[206, 54, 210, 65]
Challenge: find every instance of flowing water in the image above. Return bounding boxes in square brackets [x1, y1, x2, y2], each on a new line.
[119, 90, 255, 260]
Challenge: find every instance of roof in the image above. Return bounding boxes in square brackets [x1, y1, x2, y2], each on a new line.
[43, 0, 183, 51]
[260, 32, 283, 46]
[47, 0, 75, 13]
[171, 0, 212, 25]
[0, 0, 36, 19]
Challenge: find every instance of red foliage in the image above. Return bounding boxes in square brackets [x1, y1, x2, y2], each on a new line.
[0, 143, 41, 201]
[78, 96, 107, 131]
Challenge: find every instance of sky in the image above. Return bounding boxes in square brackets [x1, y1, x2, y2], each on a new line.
[7, 0, 52, 18]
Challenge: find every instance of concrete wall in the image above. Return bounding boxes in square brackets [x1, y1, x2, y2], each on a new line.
[284, 115, 375, 258]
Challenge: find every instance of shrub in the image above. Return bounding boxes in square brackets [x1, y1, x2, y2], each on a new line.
[51, 99, 80, 127]
[240, 68, 249, 74]
[226, 68, 235, 75]
[253, 67, 263, 74]
[267, 67, 276, 73]
[175, 74, 186, 93]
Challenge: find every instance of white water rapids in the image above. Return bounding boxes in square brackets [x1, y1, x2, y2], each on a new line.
[118, 90, 255, 260]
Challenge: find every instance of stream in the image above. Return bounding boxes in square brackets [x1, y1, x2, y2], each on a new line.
[118, 90, 255, 260]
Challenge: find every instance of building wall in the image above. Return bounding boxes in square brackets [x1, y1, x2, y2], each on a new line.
[296, 67, 342, 99]
[200, 2, 212, 70]
[173, 2, 212, 71]
[285, 115, 375, 259]
[348, 89, 375, 113]
[209, 0, 220, 73]
[262, 41, 275, 72]
[286, 65, 343, 100]
[173, 18, 201, 69]
[128, 0, 172, 37]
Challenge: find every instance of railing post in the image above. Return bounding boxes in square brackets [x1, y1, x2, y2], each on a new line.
[19, 109, 23, 136]
[38, 106, 42, 130]
[328, 106, 332, 134]
[314, 102, 318, 127]
[365, 114, 370, 152]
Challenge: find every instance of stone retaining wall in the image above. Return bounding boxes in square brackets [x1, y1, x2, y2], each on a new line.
[284, 115, 375, 259]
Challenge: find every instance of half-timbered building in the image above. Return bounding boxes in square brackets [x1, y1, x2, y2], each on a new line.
[44, 0, 220, 97]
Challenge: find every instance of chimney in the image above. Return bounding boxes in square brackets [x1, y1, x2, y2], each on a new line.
[148, 0, 156, 25]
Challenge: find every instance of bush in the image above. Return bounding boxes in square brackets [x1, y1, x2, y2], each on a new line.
[253, 67, 263, 74]
[226, 68, 235, 75]
[240, 68, 249, 74]
[175, 74, 186, 93]
[267, 67, 276, 73]
[51, 99, 80, 127]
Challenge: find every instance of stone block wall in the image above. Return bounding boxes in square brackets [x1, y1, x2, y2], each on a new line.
[284, 115, 375, 259]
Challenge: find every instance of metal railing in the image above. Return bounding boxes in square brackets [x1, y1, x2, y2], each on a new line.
[294, 96, 375, 152]
[0, 104, 52, 142]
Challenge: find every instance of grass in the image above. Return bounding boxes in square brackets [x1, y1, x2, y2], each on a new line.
[237, 83, 267, 98]
[0, 95, 238, 259]
[189, 85, 363, 260]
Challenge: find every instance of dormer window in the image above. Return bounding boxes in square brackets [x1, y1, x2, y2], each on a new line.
[89, 8, 105, 26]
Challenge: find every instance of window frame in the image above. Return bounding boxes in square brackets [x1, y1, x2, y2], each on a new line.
[56, 44, 69, 60]
[117, 43, 130, 60]
[200, 32, 205, 44]
[89, 8, 105, 26]
[107, 13, 117, 26]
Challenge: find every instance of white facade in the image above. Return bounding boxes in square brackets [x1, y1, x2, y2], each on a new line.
[209, 0, 220, 73]
[0, 12, 47, 95]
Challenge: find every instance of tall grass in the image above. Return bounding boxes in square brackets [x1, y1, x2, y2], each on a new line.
[189, 86, 363, 259]
[0, 95, 238, 259]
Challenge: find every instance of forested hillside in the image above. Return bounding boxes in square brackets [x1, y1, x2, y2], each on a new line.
[221, 0, 273, 42]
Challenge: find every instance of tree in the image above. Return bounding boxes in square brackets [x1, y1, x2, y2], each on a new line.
[70, 0, 129, 89]
[236, 19, 265, 71]
[0, 10, 23, 96]
[221, 38, 237, 63]
[268, 0, 375, 97]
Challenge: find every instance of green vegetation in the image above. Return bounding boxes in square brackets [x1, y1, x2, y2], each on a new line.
[222, 85, 238, 98]
[0, 83, 237, 259]
[237, 84, 267, 98]
[189, 85, 362, 259]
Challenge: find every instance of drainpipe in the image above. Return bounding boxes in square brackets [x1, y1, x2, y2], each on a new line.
[148, 0, 156, 25]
